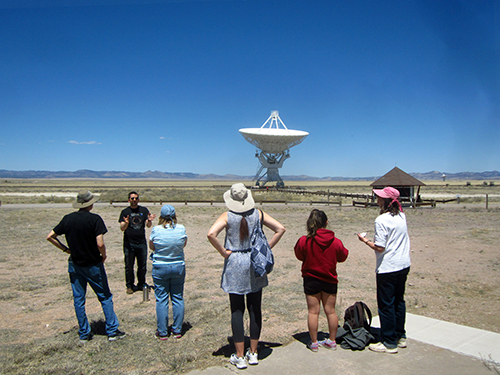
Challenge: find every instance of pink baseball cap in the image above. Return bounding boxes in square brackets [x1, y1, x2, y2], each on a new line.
[373, 186, 400, 199]
[373, 186, 403, 212]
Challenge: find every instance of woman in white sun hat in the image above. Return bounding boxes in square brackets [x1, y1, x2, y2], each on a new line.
[358, 186, 411, 354]
[207, 183, 286, 369]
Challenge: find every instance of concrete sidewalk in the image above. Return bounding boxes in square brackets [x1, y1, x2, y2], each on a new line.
[188, 313, 500, 374]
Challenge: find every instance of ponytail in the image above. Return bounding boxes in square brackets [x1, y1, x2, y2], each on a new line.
[239, 216, 249, 241]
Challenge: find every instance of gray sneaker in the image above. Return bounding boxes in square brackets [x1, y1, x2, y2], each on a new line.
[108, 330, 126, 341]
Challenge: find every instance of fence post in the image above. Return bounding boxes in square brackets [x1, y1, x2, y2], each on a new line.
[486, 194, 489, 210]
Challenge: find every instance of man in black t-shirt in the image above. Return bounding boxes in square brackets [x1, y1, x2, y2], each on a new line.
[47, 190, 125, 342]
[119, 191, 156, 294]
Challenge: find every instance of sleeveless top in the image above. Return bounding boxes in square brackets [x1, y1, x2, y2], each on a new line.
[224, 209, 260, 251]
[221, 209, 268, 294]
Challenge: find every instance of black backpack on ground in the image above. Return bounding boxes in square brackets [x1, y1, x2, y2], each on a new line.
[336, 301, 374, 350]
[343, 301, 372, 331]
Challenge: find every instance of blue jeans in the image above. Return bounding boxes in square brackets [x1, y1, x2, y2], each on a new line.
[376, 267, 410, 348]
[152, 263, 185, 336]
[68, 260, 120, 339]
[123, 241, 148, 289]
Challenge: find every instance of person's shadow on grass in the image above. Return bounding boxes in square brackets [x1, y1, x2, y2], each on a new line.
[81, 319, 194, 338]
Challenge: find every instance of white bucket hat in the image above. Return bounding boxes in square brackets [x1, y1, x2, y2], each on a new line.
[223, 183, 255, 213]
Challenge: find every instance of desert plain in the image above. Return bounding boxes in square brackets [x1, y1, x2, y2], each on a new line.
[0, 179, 499, 374]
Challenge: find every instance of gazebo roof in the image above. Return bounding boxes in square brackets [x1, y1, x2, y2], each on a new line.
[370, 167, 426, 187]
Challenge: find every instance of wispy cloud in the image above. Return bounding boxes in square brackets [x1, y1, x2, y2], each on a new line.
[159, 136, 165, 139]
[68, 140, 101, 145]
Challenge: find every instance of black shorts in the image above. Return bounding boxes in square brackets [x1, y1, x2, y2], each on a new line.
[303, 276, 338, 295]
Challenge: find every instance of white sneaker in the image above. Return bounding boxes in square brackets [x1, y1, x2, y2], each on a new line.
[246, 349, 258, 365]
[398, 338, 407, 348]
[230, 353, 248, 369]
[369, 342, 398, 354]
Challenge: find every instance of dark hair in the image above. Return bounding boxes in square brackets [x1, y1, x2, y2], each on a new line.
[239, 216, 249, 241]
[306, 209, 328, 238]
[379, 197, 401, 216]
[128, 191, 139, 199]
[237, 209, 256, 241]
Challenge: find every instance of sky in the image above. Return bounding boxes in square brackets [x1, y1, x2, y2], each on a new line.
[0, 0, 498, 178]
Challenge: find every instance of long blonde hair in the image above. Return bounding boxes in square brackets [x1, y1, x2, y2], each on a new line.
[158, 215, 177, 228]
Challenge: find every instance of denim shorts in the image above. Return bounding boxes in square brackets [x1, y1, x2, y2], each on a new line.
[303, 276, 338, 295]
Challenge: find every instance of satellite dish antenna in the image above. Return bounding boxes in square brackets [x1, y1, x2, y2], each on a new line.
[239, 111, 309, 187]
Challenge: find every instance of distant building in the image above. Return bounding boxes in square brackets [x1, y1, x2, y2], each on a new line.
[370, 167, 426, 204]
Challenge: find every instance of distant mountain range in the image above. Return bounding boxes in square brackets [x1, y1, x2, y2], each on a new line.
[1, 169, 499, 181]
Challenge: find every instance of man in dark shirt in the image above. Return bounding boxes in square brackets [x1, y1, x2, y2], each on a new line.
[119, 191, 156, 294]
[47, 190, 125, 342]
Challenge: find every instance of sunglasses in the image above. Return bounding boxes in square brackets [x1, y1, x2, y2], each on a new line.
[130, 197, 139, 200]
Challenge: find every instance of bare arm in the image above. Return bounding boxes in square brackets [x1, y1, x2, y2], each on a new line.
[146, 212, 156, 228]
[207, 212, 231, 259]
[357, 233, 385, 253]
[120, 215, 129, 231]
[46, 230, 71, 254]
[261, 211, 286, 248]
[96, 234, 107, 262]
[149, 239, 155, 251]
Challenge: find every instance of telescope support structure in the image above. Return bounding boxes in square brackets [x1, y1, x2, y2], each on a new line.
[254, 150, 290, 188]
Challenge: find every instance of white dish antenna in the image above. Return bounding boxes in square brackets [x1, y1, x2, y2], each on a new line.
[239, 111, 309, 153]
[239, 111, 309, 187]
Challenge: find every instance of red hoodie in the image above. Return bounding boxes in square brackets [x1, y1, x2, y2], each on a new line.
[294, 228, 349, 284]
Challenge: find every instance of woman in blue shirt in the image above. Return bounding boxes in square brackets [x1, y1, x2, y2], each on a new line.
[149, 205, 187, 340]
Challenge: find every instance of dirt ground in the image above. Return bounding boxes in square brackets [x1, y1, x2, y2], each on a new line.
[1, 201, 499, 374]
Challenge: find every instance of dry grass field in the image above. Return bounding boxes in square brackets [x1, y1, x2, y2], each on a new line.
[0, 180, 499, 374]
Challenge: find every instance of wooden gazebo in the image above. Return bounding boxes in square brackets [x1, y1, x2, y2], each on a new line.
[370, 167, 425, 203]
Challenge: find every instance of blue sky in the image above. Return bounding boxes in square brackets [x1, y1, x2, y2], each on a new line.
[1, 0, 498, 178]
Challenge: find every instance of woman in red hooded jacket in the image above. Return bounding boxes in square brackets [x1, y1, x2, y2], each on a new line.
[294, 209, 349, 352]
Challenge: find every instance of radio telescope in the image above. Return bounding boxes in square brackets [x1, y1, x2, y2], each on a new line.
[239, 111, 309, 187]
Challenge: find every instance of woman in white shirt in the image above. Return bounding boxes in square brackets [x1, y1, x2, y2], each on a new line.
[358, 186, 410, 354]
